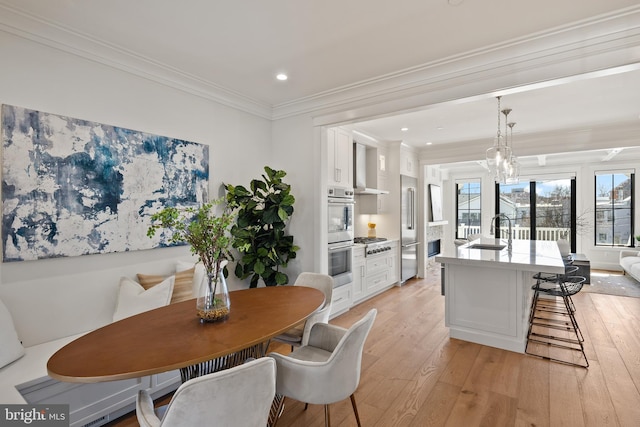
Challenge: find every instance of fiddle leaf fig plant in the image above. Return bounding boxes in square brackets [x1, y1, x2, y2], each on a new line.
[225, 166, 299, 287]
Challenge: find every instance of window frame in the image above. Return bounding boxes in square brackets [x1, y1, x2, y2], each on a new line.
[495, 177, 577, 252]
[455, 179, 482, 239]
[594, 171, 635, 248]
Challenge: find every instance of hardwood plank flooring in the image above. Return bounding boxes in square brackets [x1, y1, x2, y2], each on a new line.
[106, 269, 640, 427]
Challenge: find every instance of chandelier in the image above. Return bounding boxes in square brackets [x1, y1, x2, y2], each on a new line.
[486, 96, 519, 184]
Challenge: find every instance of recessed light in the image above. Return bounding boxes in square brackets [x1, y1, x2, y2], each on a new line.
[426, 142, 433, 145]
[437, 126, 444, 131]
[401, 127, 409, 132]
[276, 73, 288, 81]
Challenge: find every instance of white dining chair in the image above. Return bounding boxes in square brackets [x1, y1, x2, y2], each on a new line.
[269, 309, 377, 427]
[272, 272, 334, 349]
[136, 357, 276, 427]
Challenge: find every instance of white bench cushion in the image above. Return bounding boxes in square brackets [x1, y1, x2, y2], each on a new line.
[0, 334, 82, 404]
[0, 297, 25, 368]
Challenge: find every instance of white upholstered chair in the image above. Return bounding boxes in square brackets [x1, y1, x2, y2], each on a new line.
[269, 308, 377, 427]
[136, 357, 276, 427]
[272, 272, 334, 349]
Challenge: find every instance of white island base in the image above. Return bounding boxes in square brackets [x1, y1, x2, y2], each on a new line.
[437, 238, 565, 353]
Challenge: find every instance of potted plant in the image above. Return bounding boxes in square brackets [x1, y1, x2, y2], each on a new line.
[225, 166, 299, 287]
[147, 198, 236, 322]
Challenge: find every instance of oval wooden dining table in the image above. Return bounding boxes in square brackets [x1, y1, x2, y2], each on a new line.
[47, 286, 324, 384]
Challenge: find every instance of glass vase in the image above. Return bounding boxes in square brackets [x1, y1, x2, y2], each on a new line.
[196, 266, 230, 322]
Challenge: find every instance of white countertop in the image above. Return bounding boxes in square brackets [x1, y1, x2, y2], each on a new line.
[436, 237, 565, 273]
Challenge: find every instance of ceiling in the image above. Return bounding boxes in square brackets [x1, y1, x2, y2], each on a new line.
[2, 0, 640, 167]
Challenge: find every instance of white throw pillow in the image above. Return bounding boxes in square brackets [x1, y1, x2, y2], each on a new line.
[113, 276, 174, 322]
[0, 297, 25, 368]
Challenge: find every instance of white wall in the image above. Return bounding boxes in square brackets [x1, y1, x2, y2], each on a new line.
[0, 31, 274, 291]
[271, 115, 322, 276]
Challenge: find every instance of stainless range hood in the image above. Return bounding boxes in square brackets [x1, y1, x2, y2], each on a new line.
[353, 143, 389, 195]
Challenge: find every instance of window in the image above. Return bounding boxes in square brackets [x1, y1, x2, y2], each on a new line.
[595, 172, 634, 246]
[456, 180, 481, 238]
[496, 177, 577, 251]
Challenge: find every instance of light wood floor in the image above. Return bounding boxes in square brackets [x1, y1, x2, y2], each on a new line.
[107, 269, 640, 427]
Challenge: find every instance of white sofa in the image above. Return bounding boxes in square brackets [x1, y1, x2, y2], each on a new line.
[0, 256, 202, 427]
[619, 250, 640, 282]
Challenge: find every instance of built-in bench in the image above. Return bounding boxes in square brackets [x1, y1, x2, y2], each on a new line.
[0, 257, 203, 427]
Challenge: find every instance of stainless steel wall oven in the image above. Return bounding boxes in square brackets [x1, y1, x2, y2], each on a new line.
[327, 187, 354, 244]
[328, 242, 353, 287]
[327, 187, 355, 287]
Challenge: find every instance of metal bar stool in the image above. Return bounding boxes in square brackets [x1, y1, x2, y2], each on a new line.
[531, 264, 580, 318]
[526, 269, 588, 368]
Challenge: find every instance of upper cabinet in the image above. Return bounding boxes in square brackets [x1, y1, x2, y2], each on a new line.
[327, 127, 353, 188]
[400, 146, 419, 178]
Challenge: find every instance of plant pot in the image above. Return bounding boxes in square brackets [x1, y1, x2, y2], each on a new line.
[196, 265, 230, 322]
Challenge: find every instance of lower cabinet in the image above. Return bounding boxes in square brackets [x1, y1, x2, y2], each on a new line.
[18, 372, 180, 427]
[330, 283, 353, 318]
[354, 241, 398, 304]
[351, 245, 366, 302]
[330, 241, 398, 318]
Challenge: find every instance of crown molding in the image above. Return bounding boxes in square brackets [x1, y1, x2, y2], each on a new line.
[1, 3, 639, 123]
[303, 5, 640, 125]
[0, 3, 273, 120]
[418, 121, 640, 165]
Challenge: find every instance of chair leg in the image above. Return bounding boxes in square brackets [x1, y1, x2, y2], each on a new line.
[270, 396, 285, 427]
[350, 394, 362, 427]
[324, 404, 331, 427]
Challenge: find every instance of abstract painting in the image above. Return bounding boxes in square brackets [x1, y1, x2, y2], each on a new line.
[1, 104, 209, 262]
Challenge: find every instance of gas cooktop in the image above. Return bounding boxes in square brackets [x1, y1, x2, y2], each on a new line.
[354, 237, 391, 256]
[354, 237, 387, 244]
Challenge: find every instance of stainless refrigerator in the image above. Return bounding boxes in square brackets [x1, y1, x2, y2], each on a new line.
[401, 175, 419, 283]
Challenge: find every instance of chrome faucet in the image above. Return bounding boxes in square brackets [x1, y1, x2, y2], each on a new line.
[490, 213, 512, 252]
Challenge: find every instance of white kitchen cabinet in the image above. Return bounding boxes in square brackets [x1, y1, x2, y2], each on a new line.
[400, 146, 418, 178]
[377, 146, 389, 177]
[330, 283, 352, 318]
[351, 245, 366, 302]
[356, 241, 399, 303]
[388, 244, 398, 284]
[327, 127, 353, 188]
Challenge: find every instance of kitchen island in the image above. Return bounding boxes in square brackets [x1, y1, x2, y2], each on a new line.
[436, 237, 565, 353]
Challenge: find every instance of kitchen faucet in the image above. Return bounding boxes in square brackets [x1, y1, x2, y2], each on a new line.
[490, 213, 512, 252]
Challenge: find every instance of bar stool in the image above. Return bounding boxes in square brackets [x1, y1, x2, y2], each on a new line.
[526, 266, 588, 368]
[530, 264, 580, 320]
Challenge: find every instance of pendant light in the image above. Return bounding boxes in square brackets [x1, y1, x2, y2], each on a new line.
[486, 96, 519, 184]
[486, 96, 512, 183]
[505, 121, 520, 184]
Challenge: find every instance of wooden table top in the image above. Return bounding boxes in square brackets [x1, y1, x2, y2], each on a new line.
[47, 286, 324, 383]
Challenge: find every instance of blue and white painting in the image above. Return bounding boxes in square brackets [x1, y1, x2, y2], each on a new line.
[1, 104, 209, 262]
